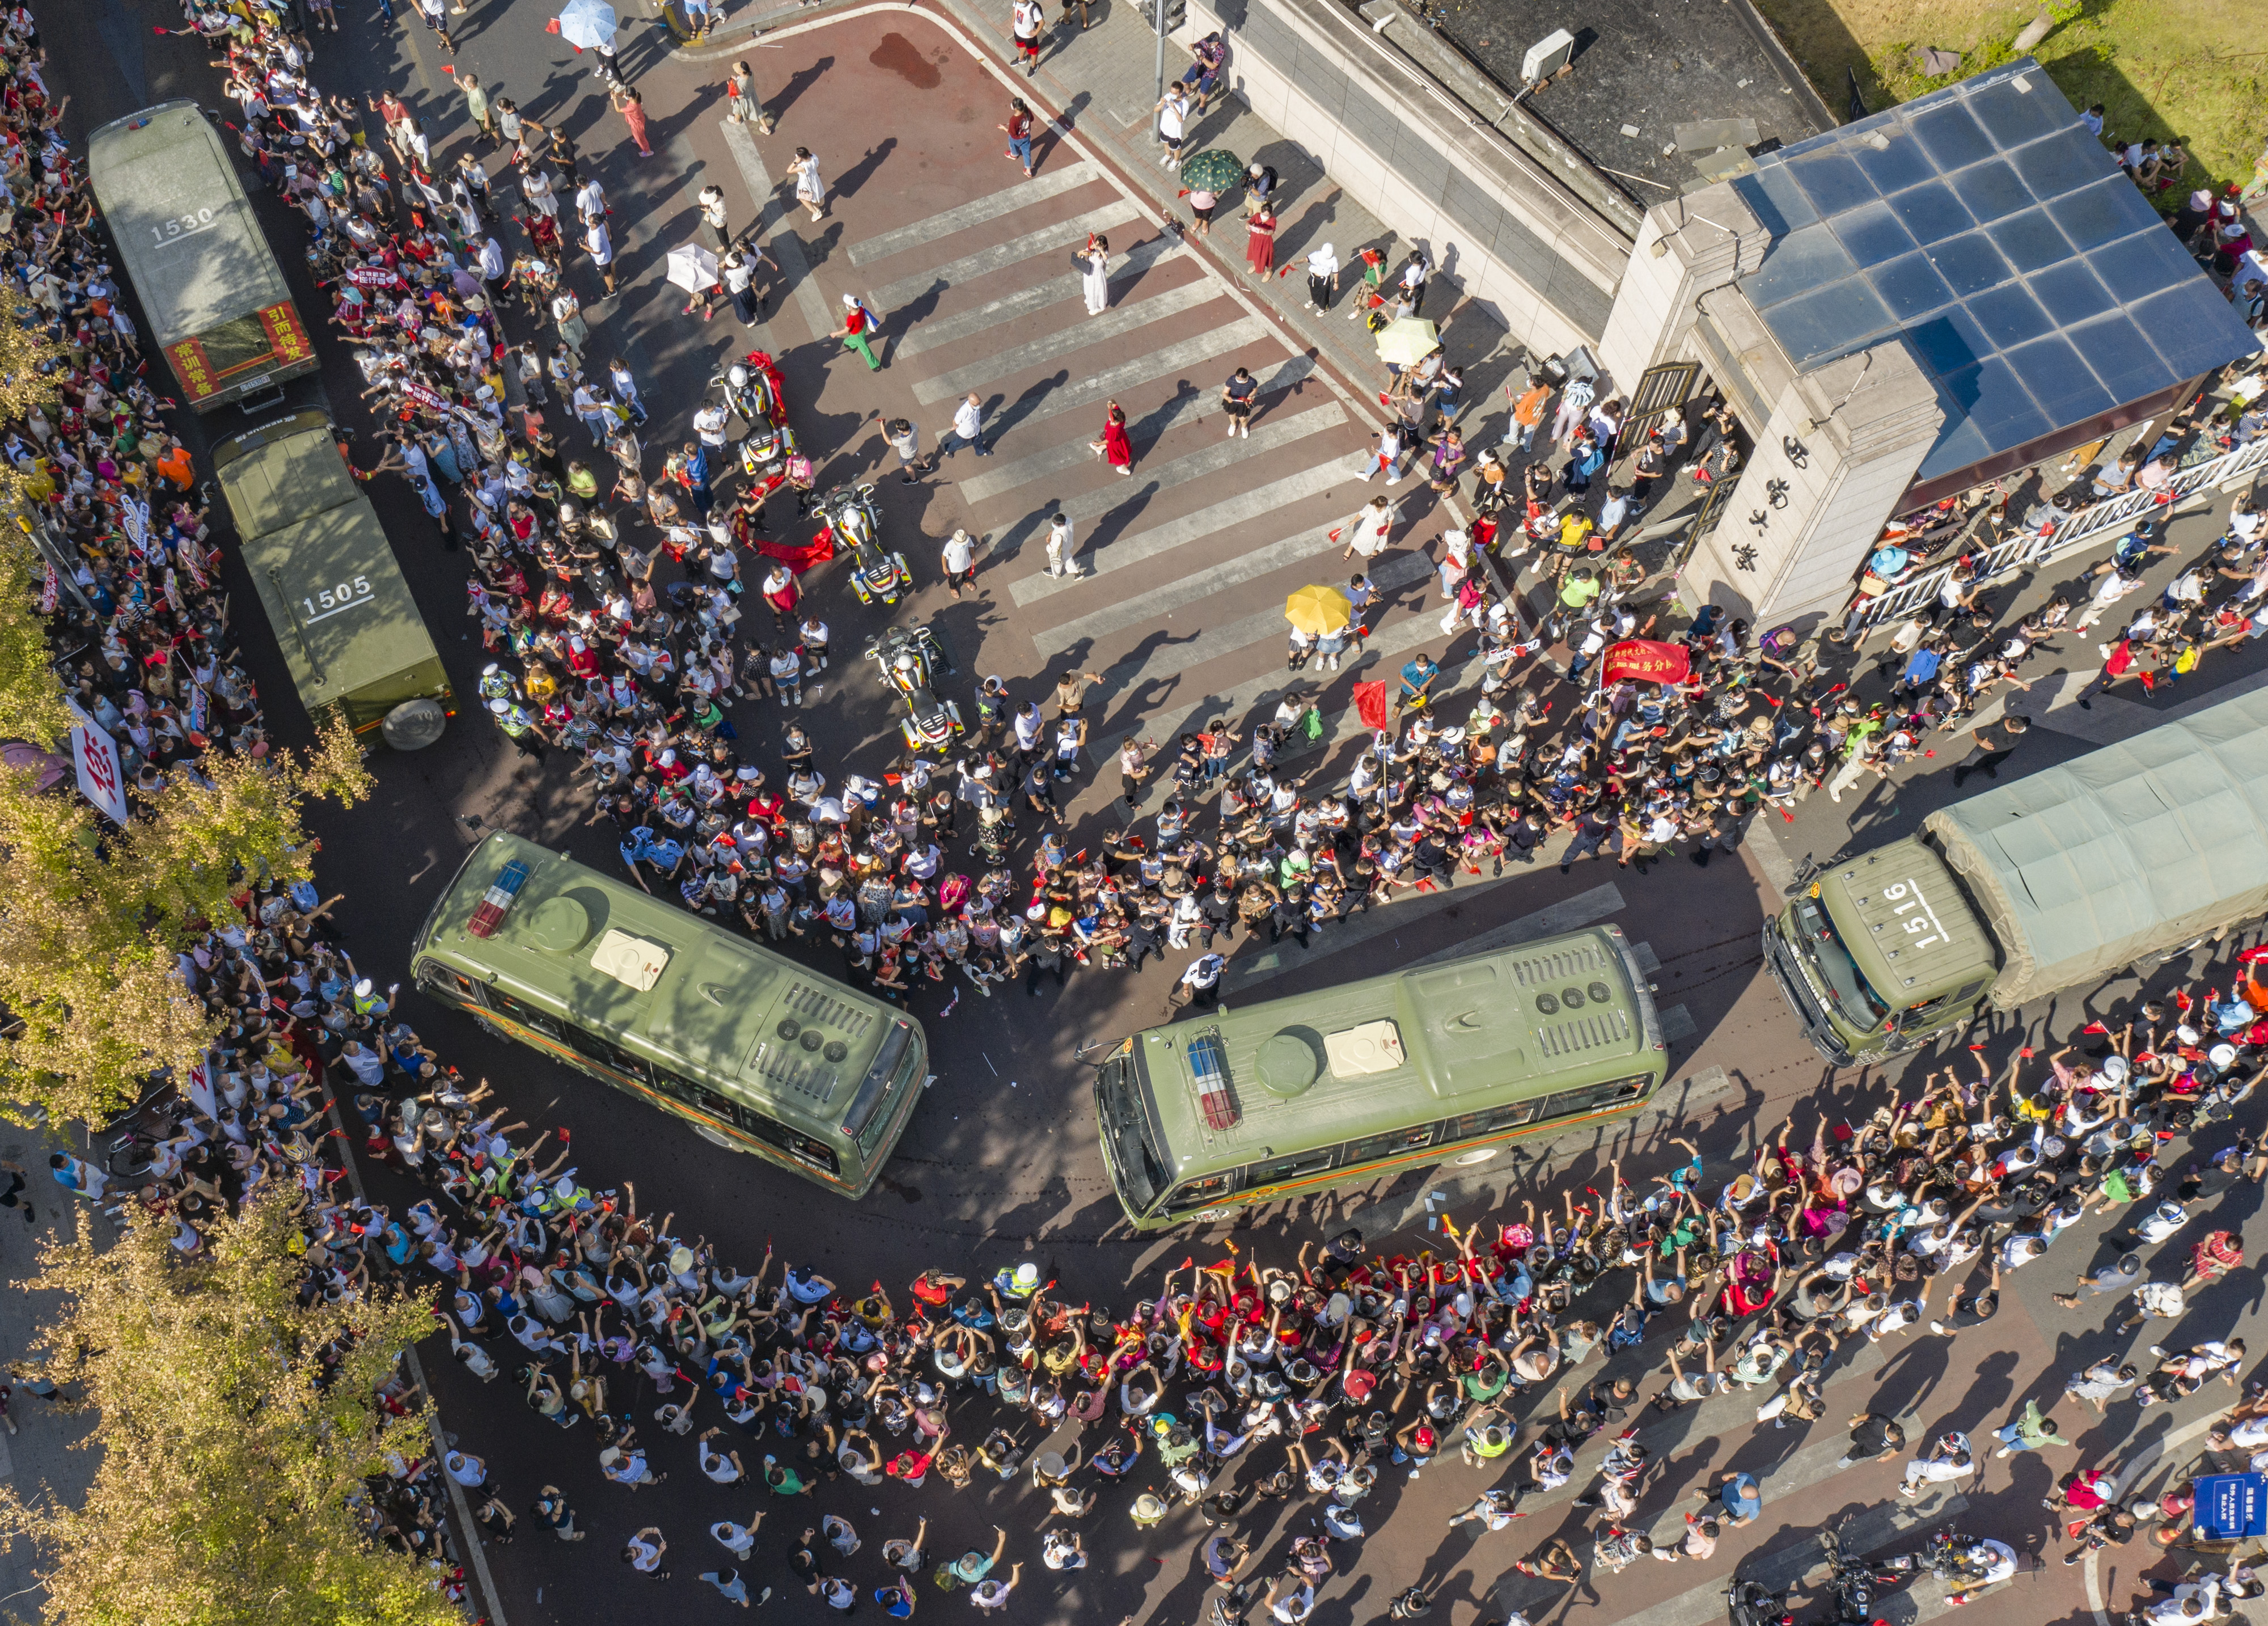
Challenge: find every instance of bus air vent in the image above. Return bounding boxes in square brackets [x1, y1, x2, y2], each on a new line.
[783, 982, 877, 1040]
[1506, 943, 1608, 988]
[754, 1045, 840, 1104]
[1533, 1007, 1632, 1057]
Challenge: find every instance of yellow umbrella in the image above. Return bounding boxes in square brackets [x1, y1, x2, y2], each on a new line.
[1285, 583, 1352, 635]
[1373, 316, 1440, 366]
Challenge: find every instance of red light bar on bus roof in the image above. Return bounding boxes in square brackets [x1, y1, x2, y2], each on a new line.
[466, 858, 531, 939]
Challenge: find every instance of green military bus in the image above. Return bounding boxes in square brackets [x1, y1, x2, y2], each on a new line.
[412, 833, 930, 1198]
[1095, 926, 1666, 1229]
[213, 409, 454, 746]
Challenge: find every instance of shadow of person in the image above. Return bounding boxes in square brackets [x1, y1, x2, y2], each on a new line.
[763, 56, 836, 124]
[834, 137, 899, 204]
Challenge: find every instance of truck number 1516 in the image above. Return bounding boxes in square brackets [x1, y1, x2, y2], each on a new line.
[1881, 881, 1945, 951]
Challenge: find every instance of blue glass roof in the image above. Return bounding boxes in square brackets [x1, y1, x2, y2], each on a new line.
[1730, 60, 2258, 485]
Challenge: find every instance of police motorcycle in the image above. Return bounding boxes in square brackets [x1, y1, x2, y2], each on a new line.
[819, 482, 911, 606]
[712, 360, 778, 429]
[1723, 1579, 1789, 1626]
[703, 360, 795, 480]
[864, 623, 963, 753]
[1813, 1523, 1916, 1623]
[738, 415, 799, 482]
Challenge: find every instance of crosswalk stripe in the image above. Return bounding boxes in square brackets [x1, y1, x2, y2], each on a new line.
[1034, 488, 1381, 654]
[719, 119, 832, 339]
[1090, 551, 1434, 706]
[1088, 611, 1456, 764]
[1008, 448, 1340, 605]
[892, 238, 1182, 359]
[987, 318, 1276, 434]
[968, 374, 1330, 508]
[844, 161, 1101, 266]
[910, 279, 1228, 406]
[866, 202, 1140, 310]
[1400, 884, 1634, 971]
[1040, 396, 1343, 529]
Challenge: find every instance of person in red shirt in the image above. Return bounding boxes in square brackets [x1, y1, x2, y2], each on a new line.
[828, 295, 882, 371]
[998, 97, 1036, 178]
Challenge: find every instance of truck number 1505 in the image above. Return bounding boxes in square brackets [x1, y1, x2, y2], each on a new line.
[302, 576, 373, 623]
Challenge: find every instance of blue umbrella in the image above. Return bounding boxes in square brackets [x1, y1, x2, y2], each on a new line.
[556, 0, 620, 50]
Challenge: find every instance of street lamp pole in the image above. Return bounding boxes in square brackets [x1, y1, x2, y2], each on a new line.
[1154, 0, 1165, 107]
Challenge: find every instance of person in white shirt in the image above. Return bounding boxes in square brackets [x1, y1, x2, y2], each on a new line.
[1044, 513, 1080, 578]
[697, 1428, 745, 1483]
[941, 529, 978, 598]
[583, 219, 616, 296]
[623, 1526, 668, 1579]
[1168, 953, 1226, 1016]
[926, 392, 991, 463]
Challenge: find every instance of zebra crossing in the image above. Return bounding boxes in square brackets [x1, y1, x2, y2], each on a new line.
[830, 158, 1483, 778]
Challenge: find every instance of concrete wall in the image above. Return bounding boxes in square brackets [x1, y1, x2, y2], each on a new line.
[1188, 0, 1629, 361]
[1685, 327, 1942, 630]
[1596, 183, 1772, 396]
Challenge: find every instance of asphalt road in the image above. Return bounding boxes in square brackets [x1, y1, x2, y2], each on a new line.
[36, 2, 2268, 1624]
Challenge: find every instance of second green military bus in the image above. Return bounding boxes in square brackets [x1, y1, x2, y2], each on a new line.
[1095, 925, 1667, 1228]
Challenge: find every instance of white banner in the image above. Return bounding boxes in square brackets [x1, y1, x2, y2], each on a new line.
[65, 700, 130, 824]
[184, 1053, 217, 1121]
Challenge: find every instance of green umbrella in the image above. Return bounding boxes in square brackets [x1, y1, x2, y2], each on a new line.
[1179, 148, 1245, 194]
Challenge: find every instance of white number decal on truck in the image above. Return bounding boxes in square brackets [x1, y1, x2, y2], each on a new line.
[151, 208, 217, 243]
[301, 576, 374, 624]
[1881, 880, 1949, 951]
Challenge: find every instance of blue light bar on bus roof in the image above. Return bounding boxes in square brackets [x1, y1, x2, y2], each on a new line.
[466, 858, 531, 939]
[1188, 1030, 1238, 1130]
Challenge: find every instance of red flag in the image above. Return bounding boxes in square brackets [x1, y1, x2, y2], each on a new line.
[1600, 639, 1692, 686]
[1353, 681, 1389, 733]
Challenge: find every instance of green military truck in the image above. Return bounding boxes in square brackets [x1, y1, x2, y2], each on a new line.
[1767, 687, 2268, 1066]
[212, 410, 454, 746]
[88, 101, 318, 412]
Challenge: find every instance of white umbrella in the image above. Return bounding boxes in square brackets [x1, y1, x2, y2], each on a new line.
[665, 243, 720, 293]
[555, 0, 619, 50]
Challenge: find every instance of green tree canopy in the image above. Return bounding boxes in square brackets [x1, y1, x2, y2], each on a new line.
[0, 1194, 459, 1626]
[0, 721, 373, 1126]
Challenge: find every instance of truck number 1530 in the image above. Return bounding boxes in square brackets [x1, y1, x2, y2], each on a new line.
[153, 208, 217, 242]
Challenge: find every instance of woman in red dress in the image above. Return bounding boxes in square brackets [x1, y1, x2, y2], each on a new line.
[1089, 400, 1133, 476]
[1245, 204, 1276, 280]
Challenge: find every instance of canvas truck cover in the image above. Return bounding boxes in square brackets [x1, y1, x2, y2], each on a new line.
[214, 412, 446, 728]
[1923, 687, 2268, 1010]
[87, 103, 314, 408]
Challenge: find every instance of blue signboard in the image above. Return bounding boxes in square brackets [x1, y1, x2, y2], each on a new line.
[2193, 1473, 2268, 1541]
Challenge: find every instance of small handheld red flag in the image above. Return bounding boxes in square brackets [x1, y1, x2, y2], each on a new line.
[1353, 680, 1389, 733]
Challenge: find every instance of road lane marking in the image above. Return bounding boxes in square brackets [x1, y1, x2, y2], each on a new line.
[845, 160, 1101, 265]
[910, 278, 1226, 404]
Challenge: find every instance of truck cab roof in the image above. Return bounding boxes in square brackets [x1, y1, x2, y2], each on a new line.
[1816, 835, 1999, 1006]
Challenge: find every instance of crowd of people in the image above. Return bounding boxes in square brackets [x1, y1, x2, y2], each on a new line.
[138, 0, 2268, 1045]
[16, 0, 2268, 1619]
[0, 13, 262, 788]
[46, 890, 2268, 1621]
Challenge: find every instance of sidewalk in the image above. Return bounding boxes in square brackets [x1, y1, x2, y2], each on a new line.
[0, 1128, 107, 1620]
